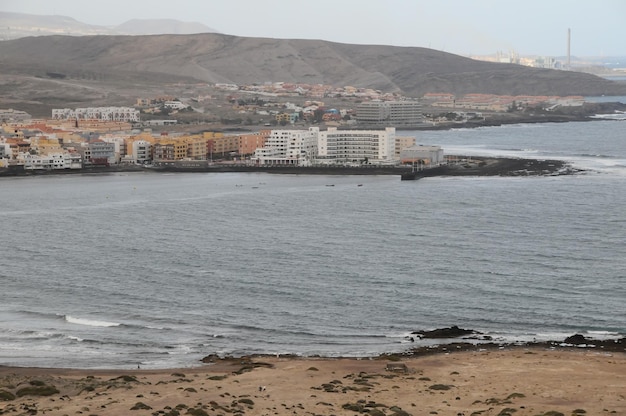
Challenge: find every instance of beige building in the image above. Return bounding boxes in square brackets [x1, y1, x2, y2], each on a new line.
[30, 136, 62, 155]
[395, 135, 416, 158]
[400, 145, 444, 166]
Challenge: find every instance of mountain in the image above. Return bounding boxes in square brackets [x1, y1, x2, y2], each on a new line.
[0, 12, 217, 38]
[1, 32, 624, 100]
[0, 12, 111, 38]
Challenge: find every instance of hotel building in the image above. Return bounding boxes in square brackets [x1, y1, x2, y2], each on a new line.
[317, 127, 397, 165]
[356, 101, 423, 126]
[253, 127, 319, 166]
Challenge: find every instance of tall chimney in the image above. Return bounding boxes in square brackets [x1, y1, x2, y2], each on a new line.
[567, 28, 571, 70]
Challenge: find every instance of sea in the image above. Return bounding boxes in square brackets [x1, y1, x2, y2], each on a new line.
[1, 119, 625, 369]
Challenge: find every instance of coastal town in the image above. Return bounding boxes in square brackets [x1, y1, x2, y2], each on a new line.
[0, 84, 602, 175]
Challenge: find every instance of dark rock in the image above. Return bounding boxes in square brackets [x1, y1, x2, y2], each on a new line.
[414, 326, 476, 339]
[201, 354, 220, 363]
[583, 337, 625, 352]
[564, 334, 589, 345]
[130, 402, 152, 410]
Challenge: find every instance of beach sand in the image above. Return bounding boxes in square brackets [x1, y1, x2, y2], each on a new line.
[1, 348, 624, 416]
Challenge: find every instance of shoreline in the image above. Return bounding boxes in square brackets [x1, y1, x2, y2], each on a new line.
[3, 332, 624, 372]
[1, 341, 624, 416]
[0, 156, 578, 178]
[0, 343, 623, 375]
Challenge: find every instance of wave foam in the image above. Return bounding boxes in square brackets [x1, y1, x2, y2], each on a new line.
[65, 315, 120, 327]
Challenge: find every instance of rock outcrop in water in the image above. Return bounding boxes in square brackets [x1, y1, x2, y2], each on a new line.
[411, 325, 478, 339]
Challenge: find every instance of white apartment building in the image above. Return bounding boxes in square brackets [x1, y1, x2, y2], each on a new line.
[0, 109, 31, 122]
[20, 152, 82, 170]
[163, 101, 188, 110]
[100, 136, 128, 164]
[356, 101, 423, 126]
[132, 140, 152, 164]
[0, 141, 11, 159]
[317, 127, 397, 165]
[253, 127, 319, 166]
[79, 140, 116, 165]
[51, 107, 140, 123]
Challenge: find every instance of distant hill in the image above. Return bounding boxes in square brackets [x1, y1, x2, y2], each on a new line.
[0, 12, 109, 37]
[0, 12, 217, 38]
[1, 32, 625, 99]
[115, 19, 216, 35]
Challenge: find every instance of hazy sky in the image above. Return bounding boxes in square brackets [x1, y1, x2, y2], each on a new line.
[2, 0, 625, 57]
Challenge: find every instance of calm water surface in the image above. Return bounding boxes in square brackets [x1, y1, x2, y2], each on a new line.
[1, 120, 625, 368]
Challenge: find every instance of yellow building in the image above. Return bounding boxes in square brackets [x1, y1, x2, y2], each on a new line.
[202, 131, 224, 140]
[55, 131, 86, 144]
[275, 113, 291, 123]
[31, 136, 62, 155]
[212, 135, 240, 156]
[153, 139, 188, 161]
[132, 131, 158, 143]
[45, 118, 132, 132]
[181, 135, 208, 160]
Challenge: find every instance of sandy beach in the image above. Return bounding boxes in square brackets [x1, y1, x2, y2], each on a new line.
[1, 347, 624, 416]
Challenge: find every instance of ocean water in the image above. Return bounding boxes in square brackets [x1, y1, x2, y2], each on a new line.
[1, 120, 625, 369]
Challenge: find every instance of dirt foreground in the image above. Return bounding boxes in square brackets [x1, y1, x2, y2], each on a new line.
[1, 348, 625, 416]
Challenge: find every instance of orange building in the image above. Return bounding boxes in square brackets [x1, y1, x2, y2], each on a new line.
[238, 130, 270, 156]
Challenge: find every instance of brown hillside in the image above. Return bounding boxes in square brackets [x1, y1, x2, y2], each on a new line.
[1, 33, 625, 98]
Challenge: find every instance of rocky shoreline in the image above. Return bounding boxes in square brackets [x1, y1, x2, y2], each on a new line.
[397, 328, 626, 358]
[0, 156, 580, 178]
[201, 327, 626, 365]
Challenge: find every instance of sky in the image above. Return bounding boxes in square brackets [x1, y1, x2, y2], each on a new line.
[1, 0, 625, 57]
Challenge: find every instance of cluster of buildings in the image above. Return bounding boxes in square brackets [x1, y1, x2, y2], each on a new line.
[135, 97, 191, 118]
[247, 99, 424, 127]
[217, 82, 400, 101]
[0, 115, 443, 172]
[472, 51, 564, 70]
[51, 106, 141, 123]
[252, 127, 428, 166]
[0, 109, 32, 123]
[421, 93, 584, 112]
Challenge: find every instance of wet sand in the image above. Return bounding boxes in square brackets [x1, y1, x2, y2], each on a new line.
[1, 347, 624, 416]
